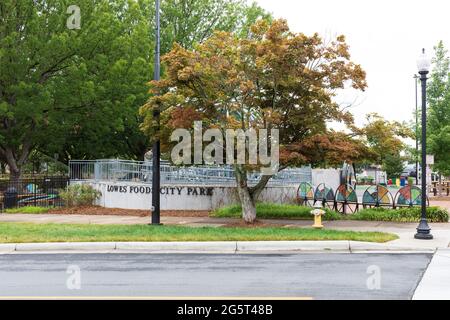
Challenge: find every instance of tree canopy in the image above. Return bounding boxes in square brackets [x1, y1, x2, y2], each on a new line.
[141, 19, 367, 222]
[428, 41, 450, 176]
[0, 0, 270, 179]
[360, 113, 413, 165]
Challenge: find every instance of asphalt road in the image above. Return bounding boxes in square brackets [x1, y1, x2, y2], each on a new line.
[0, 253, 432, 300]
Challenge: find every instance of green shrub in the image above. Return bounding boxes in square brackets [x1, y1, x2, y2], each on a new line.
[5, 206, 49, 214]
[212, 203, 342, 221]
[60, 184, 102, 207]
[212, 203, 449, 223]
[353, 207, 449, 223]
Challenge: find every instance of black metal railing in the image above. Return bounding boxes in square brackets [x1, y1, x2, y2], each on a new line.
[0, 176, 69, 211]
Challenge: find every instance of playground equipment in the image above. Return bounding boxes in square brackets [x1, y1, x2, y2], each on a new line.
[0, 176, 68, 212]
[17, 194, 59, 206]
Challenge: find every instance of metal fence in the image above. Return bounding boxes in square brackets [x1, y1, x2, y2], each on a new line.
[0, 177, 68, 211]
[69, 159, 312, 186]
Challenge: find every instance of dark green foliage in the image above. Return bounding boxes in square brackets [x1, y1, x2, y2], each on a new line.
[213, 203, 449, 223]
[353, 207, 449, 223]
[428, 41, 450, 176]
[0, 0, 271, 177]
[213, 203, 344, 221]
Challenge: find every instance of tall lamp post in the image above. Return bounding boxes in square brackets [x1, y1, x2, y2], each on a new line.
[151, 0, 161, 225]
[414, 74, 419, 186]
[415, 49, 433, 240]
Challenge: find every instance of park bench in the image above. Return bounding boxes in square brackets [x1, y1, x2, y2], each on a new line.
[432, 181, 450, 197]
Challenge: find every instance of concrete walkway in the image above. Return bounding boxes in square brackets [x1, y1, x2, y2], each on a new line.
[430, 200, 450, 211]
[0, 213, 449, 250]
[413, 249, 450, 300]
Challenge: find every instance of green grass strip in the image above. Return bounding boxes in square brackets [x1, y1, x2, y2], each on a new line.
[0, 222, 397, 243]
[5, 206, 50, 214]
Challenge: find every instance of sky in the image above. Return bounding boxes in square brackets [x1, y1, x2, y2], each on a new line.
[255, 0, 450, 127]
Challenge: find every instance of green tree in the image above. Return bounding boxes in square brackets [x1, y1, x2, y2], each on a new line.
[0, 0, 270, 179]
[361, 113, 413, 168]
[382, 153, 405, 179]
[0, 0, 155, 180]
[160, 0, 271, 53]
[428, 41, 450, 176]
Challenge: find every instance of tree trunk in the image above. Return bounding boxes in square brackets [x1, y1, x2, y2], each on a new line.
[6, 155, 21, 182]
[9, 168, 21, 182]
[234, 165, 257, 223]
[4, 154, 21, 182]
[237, 183, 257, 223]
[1, 146, 30, 182]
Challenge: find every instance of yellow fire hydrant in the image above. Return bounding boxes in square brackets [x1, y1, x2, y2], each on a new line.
[311, 205, 325, 229]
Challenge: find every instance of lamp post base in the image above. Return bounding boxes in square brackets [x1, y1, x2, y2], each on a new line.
[414, 219, 433, 240]
[414, 232, 433, 240]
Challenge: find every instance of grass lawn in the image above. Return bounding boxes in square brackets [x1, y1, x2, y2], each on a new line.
[5, 206, 50, 214]
[0, 223, 397, 243]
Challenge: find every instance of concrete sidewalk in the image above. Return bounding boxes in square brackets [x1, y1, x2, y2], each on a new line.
[413, 249, 450, 300]
[0, 213, 449, 250]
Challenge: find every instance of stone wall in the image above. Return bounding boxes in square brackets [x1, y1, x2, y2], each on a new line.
[78, 181, 298, 211]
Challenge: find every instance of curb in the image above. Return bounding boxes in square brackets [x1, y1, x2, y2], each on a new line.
[15, 242, 116, 252]
[0, 241, 438, 254]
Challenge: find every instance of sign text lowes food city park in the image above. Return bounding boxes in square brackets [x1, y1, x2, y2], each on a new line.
[106, 185, 214, 197]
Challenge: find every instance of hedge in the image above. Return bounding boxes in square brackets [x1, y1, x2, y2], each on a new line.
[212, 203, 449, 223]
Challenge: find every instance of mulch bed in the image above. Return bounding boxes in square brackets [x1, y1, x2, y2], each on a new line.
[48, 206, 210, 218]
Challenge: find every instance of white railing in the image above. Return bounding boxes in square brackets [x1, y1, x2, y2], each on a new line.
[69, 159, 311, 186]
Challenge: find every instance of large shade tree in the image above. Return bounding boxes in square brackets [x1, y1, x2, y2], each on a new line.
[0, 0, 270, 179]
[428, 41, 450, 176]
[160, 0, 271, 52]
[0, 0, 154, 179]
[141, 19, 368, 222]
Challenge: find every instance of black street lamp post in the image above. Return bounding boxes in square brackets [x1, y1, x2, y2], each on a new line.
[415, 49, 433, 240]
[414, 74, 419, 186]
[151, 0, 161, 225]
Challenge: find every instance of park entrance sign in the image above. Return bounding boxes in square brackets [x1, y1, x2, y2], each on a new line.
[93, 182, 219, 210]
